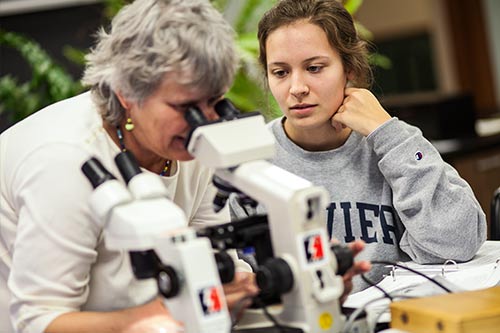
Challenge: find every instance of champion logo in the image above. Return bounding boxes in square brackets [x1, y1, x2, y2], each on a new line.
[415, 151, 423, 160]
[199, 286, 223, 315]
[304, 234, 324, 263]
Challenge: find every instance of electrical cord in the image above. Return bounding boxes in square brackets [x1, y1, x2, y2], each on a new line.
[230, 296, 287, 332]
[342, 294, 414, 333]
[343, 295, 388, 333]
[252, 297, 287, 333]
[361, 274, 393, 301]
[342, 260, 454, 332]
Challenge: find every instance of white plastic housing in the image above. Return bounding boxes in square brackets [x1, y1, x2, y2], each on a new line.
[187, 115, 275, 168]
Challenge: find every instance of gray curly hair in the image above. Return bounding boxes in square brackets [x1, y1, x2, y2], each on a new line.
[82, 0, 238, 126]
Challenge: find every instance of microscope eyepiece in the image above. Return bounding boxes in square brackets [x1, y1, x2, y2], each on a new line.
[115, 150, 142, 184]
[184, 105, 208, 128]
[81, 157, 116, 189]
[214, 98, 240, 120]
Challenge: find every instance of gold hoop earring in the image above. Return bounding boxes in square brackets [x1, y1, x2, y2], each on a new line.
[125, 117, 134, 131]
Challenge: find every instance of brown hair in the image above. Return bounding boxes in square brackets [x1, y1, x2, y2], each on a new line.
[257, 0, 372, 88]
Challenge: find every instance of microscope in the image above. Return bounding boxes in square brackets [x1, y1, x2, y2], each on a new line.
[185, 99, 360, 333]
[81, 151, 234, 333]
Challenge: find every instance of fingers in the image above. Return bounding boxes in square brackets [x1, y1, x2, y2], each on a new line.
[344, 260, 371, 280]
[334, 88, 392, 136]
[330, 237, 340, 245]
[223, 272, 259, 294]
[347, 240, 366, 256]
[224, 290, 255, 309]
[331, 119, 344, 132]
[340, 279, 353, 304]
[344, 87, 356, 95]
[223, 272, 259, 311]
[331, 104, 347, 132]
[342, 240, 370, 281]
[339, 260, 371, 305]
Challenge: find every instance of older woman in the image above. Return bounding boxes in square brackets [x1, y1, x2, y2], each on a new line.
[0, 0, 257, 332]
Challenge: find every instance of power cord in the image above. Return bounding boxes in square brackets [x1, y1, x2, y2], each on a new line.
[343, 260, 454, 332]
[230, 296, 287, 332]
[252, 297, 288, 333]
[361, 274, 393, 301]
[343, 294, 414, 333]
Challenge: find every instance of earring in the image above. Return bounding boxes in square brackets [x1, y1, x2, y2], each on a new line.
[125, 117, 134, 131]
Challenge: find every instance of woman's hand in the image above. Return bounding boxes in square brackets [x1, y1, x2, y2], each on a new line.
[339, 240, 371, 304]
[121, 298, 183, 333]
[331, 88, 391, 136]
[223, 271, 260, 321]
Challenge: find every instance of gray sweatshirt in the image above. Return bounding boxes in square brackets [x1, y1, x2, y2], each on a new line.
[230, 117, 487, 291]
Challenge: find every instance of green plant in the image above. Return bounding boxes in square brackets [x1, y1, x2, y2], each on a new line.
[213, 0, 281, 120]
[0, 30, 82, 124]
[0, 0, 126, 126]
[0, 0, 387, 126]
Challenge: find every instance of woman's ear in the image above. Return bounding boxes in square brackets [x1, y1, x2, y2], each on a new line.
[346, 71, 355, 88]
[115, 91, 131, 110]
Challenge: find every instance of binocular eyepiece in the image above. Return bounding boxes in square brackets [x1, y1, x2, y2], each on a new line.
[184, 98, 241, 129]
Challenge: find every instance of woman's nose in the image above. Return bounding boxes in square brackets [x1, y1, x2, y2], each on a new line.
[290, 73, 309, 99]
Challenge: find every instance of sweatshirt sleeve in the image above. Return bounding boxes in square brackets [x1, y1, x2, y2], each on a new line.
[366, 118, 487, 264]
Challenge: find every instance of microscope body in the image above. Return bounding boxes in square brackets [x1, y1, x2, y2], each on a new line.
[219, 161, 345, 332]
[186, 102, 345, 332]
[155, 228, 230, 333]
[82, 155, 231, 333]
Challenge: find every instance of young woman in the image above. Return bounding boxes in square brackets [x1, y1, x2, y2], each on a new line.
[231, 0, 486, 292]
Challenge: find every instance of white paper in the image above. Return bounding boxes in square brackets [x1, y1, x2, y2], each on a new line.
[344, 241, 500, 326]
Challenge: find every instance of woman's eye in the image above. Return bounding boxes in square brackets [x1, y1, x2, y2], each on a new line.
[271, 69, 287, 78]
[308, 65, 323, 73]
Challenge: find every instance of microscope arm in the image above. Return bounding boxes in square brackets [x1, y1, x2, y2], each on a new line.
[215, 160, 345, 332]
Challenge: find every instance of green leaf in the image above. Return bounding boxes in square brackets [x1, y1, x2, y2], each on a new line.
[369, 53, 392, 69]
[0, 30, 82, 124]
[63, 46, 87, 66]
[344, 0, 364, 15]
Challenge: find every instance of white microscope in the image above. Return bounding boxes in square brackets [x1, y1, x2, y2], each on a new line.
[81, 151, 234, 333]
[185, 99, 364, 333]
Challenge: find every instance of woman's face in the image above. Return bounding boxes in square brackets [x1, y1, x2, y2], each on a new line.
[126, 77, 223, 161]
[266, 20, 348, 132]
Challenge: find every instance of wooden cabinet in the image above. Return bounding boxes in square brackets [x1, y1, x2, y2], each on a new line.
[446, 145, 500, 239]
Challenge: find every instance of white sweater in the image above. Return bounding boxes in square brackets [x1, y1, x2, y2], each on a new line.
[0, 92, 235, 333]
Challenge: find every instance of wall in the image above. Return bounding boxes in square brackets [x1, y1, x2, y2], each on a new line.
[355, 0, 459, 95]
[355, 0, 500, 114]
[0, 0, 101, 15]
[483, 0, 500, 108]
